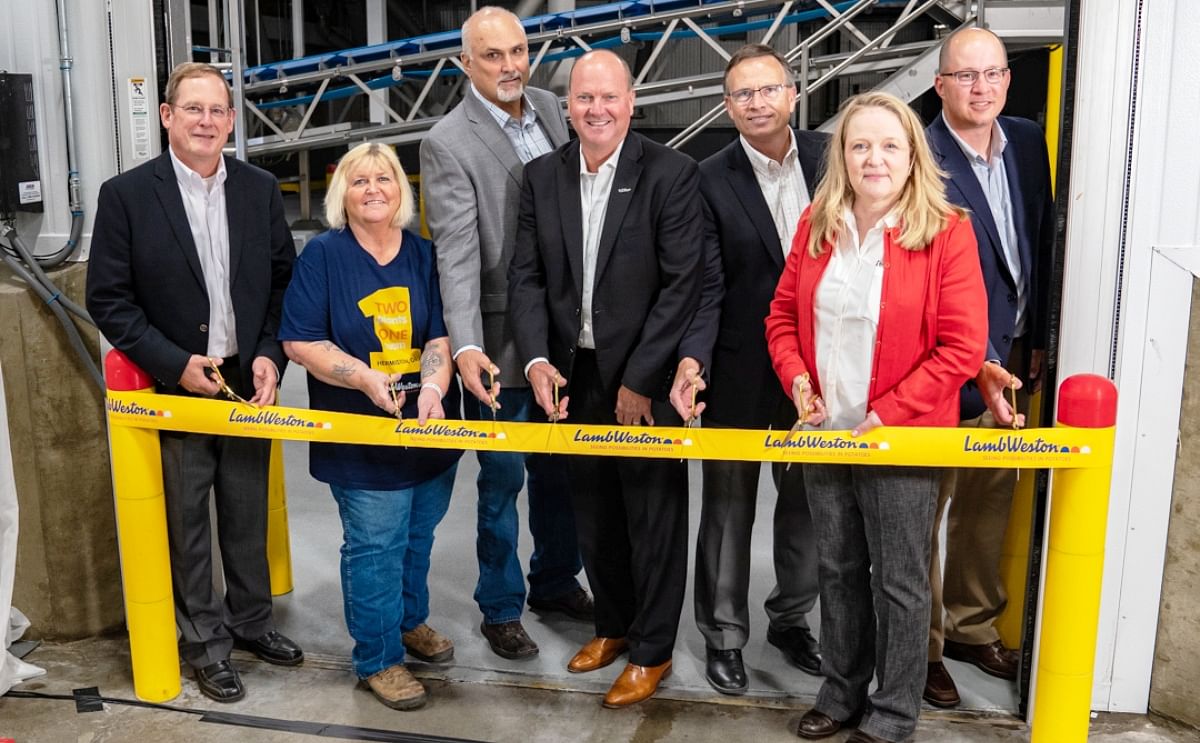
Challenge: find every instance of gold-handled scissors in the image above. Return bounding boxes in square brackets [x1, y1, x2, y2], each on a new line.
[488, 368, 498, 422]
[548, 379, 561, 423]
[783, 373, 814, 445]
[1008, 374, 1021, 431]
[685, 379, 700, 428]
[389, 382, 404, 422]
[208, 359, 252, 406]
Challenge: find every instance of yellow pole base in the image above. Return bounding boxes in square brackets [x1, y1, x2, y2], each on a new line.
[267, 439, 294, 596]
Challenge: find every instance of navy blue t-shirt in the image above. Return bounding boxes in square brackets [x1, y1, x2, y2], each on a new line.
[278, 227, 461, 490]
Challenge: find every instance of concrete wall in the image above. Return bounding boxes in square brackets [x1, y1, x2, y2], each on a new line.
[1150, 281, 1200, 728]
[1, 262, 123, 639]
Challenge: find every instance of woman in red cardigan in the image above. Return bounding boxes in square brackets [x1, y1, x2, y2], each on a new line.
[765, 92, 987, 743]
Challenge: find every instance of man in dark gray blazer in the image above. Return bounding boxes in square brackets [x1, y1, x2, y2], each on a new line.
[670, 44, 826, 695]
[420, 6, 590, 661]
[86, 63, 300, 702]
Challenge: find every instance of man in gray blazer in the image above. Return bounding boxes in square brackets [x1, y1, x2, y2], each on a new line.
[420, 5, 590, 661]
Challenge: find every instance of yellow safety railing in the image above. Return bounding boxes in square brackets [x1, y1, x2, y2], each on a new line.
[100, 350, 1116, 742]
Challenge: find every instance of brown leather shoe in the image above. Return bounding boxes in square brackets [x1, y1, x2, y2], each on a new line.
[795, 708, 861, 739]
[944, 639, 1018, 680]
[923, 661, 961, 708]
[602, 660, 672, 708]
[568, 636, 628, 673]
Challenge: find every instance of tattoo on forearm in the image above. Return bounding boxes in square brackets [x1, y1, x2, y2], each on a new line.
[421, 347, 445, 380]
[317, 340, 336, 351]
[332, 361, 358, 380]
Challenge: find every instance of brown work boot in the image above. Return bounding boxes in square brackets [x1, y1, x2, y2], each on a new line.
[480, 620, 539, 659]
[402, 623, 454, 663]
[361, 664, 427, 710]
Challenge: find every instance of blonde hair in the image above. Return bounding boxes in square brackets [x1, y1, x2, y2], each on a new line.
[807, 91, 964, 257]
[164, 62, 233, 107]
[324, 142, 415, 230]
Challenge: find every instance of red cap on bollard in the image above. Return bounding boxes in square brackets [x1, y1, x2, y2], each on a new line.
[104, 349, 155, 391]
[1057, 373, 1118, 428]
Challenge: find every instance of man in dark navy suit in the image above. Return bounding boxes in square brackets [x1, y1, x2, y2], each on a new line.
[669, 44, 827, 695]
[922, 27, 1055, 708]
[87, 62, 301, 703]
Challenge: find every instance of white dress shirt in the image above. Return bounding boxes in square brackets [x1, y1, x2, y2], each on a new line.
[169, 147, 236, 358]
[740, 130, 811, 256]
[813, 208, 895, 429]
[577, 138, 625, 350]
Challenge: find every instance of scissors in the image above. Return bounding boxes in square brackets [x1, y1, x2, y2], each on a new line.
[783, 373, 815, 445]
[487, 368, 498, 422]
[389, 382, 404, 422]
[685, 378, 700, 429]
[548, 381, 561, 423]
[208, 359, 252, 406]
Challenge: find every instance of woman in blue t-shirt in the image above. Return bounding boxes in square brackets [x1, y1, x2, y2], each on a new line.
[279, 142, 462, 711]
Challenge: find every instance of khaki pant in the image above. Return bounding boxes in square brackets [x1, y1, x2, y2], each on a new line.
[929, 339, 1030, 660]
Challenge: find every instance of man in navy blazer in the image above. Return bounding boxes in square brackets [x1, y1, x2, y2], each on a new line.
[922, 28, 1055, 708]
[508, 50, 702, 708]
[86, 63, 300, 703]
[669, 44, 826, 695]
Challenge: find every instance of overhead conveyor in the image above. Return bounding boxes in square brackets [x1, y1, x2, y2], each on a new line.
[221, 0, 1064, 159]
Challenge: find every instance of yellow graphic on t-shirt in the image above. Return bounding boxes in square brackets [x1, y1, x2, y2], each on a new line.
[358, 287, 421, 374]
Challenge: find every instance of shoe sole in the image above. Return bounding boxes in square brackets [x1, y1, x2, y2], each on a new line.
[358, 680, 427, 710]
[704, 672, 748, 696]
[232, 642, 305, 667]
[526, 602, 594, 622]
[404, 645, 455, 664]
[197, 685, 245, 703]
[601, 667, 672, 708]
[922, 693, 962, 709]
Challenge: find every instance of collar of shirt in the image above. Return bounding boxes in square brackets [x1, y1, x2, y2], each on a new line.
[169, 146, 227, 192]
[942, 111, 1008, 166]
[841, 206, 900, 253]
[740, 129, 798, 179]
[470, 83, 538, 131]
[579, 137, 626, 177]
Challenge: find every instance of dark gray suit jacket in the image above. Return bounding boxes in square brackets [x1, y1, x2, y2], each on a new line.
[420, 86, 569, 388]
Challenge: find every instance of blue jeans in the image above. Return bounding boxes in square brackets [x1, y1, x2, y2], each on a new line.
[329, 464, 457, 678]
[463, 386, 583, 624]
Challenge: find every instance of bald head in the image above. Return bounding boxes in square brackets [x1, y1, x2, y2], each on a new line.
[568, 50, 636, 170]
[460, 6, 530, 113]
[938, 26, 1006, 73]
[461, 6, 524, 58]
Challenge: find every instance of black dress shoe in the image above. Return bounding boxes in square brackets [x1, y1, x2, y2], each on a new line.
[195, 660, 245, 702]
[704, 647, 748, 695]
[796, 708, 861, 739]
[527, 586, 595, 621]
[768, 626, 822, 676]
[943, 639, 1018, 680]
[234, 630, 304, 666]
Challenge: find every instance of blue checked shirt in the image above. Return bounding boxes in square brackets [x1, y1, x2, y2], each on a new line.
[469, 84, 554, 164]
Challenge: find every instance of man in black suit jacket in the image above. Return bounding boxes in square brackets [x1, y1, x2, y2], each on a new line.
[86, 63, 300, 703]
[508, 50, 703, 708]
[922, 28, 1055, 708]
[669, 44, 827, 695]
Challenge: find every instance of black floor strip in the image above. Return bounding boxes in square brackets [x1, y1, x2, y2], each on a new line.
[5, 689, 487, 742]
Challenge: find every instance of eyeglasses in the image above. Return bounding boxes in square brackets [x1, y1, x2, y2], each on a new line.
[726, 83, 790, 106]
[173, 104, 232, 120]
[208, 359, 251, 405]
[938, 67, 1009, 86]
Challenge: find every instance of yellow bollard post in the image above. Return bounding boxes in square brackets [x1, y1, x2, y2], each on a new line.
[1031, 374, 1118, 742]
[103, 349, 181, 702]
[266, 439, 294, 596]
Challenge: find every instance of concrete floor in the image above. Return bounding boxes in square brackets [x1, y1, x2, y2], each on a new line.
[2, 637, 1194, 742]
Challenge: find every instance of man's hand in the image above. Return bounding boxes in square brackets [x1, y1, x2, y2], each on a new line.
[616, 385, 654, 426]
[417, 385, 445, 424]
[457, 348, 502, 407]
[180, 354, 221, 396]
[850, 410, 883, 437]
[668, 357, 706, 421]
[977, 361, 1025, 428]
[790, 374, 827, 426]
[1029, 348, 1045, 394]
[248, 356, 279, 407]
[528, 361, 569, 420]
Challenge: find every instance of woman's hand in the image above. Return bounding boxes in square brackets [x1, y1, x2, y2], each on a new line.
[791, 374, 827, 426]
[361, 369, 404, 415]
[851, 410, 883, 437]
[417, 384, 445, 424]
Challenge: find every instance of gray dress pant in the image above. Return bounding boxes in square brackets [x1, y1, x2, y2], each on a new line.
[805, 464, 939, 743]
[159, 364, 274, 669]
[694, 407, 819, 650]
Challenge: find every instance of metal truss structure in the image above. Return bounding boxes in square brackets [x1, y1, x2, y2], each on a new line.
[197, 0, 1062, 160]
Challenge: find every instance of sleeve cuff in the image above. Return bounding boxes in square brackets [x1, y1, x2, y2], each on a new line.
[524, 356, 550, 380]
[453, 344, 483, 360]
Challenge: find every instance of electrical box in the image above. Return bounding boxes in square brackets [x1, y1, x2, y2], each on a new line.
[0, 72, 43, 218]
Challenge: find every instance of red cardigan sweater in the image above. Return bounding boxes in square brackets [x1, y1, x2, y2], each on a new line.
[765, 208, 988, 428]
